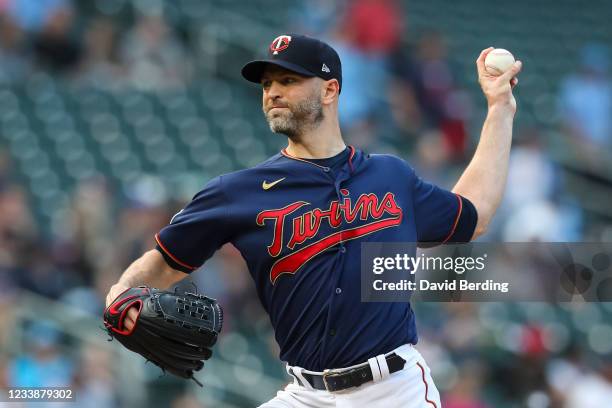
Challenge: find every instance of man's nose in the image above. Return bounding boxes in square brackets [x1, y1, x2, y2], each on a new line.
[267, 81, 283, 99]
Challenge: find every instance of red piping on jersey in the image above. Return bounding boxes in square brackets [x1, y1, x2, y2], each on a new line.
[441, 194, 462, 244]
[417, 362, 438, 408]
[155, 233, 197, 271]
[348, 145, 355, 173]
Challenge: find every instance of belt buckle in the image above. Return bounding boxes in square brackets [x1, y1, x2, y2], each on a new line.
[322, 369, 333, 392]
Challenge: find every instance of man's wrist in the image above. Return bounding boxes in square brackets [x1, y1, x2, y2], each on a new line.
[106, 283, 131, 307]
[486, 101, 516, 116]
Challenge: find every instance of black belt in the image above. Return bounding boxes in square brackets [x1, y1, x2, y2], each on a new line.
[292, 353, 406, 392]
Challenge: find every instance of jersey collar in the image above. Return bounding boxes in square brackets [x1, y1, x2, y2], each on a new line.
[281, 145, 358, 173]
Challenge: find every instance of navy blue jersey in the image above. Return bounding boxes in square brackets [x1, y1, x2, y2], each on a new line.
[156, 147, 477, 371]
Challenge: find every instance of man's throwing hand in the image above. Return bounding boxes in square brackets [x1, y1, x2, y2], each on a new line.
[477, 47, 522, 113]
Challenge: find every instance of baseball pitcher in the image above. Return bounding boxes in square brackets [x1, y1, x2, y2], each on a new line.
[105, 34, 522, 407]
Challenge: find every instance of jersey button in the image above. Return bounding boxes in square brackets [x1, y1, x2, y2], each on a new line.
[329, 328, 336, 336]
[340, 246, 346, 253]
[335, 288, 342, 294]
[323, 167, 330, 172]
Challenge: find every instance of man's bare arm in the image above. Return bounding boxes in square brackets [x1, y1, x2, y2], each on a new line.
[452, 48, 522, 239]
[105, 249, 188, 307]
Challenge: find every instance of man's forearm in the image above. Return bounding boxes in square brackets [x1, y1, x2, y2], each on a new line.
[453, 105, 515, 237]
[118, 249, 186, 288]
[107, 249, 187, 305]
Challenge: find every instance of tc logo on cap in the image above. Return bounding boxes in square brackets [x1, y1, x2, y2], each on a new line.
[270, 35, 292, 55]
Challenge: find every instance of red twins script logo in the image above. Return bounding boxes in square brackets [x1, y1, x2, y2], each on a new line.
[257, 191, 403, 283]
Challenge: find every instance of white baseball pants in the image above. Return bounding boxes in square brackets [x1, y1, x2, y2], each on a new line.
[259, 344, 441, 408]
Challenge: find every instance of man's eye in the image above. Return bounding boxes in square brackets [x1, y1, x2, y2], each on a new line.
[262, 81, 271, 89]
[283, 78, 296, 84]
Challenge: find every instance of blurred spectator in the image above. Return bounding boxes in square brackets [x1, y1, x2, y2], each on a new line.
[119, 14, 193, 90]
[60, 286, 104, 316]
[442, 361, 490, 408]
[330, 0, 405, 142]
[0, 298, 15, 357]
[343, 0, 403, 55]
[492, 352, 549, 404]
[289, 0, 345, 36]
[329, 29, 375, 132]
[391, 31, 472, 159]
[0, 149, 13, 187]
[72, 343, 117, 408]
[0, 354, 9, 402]
[112, 176, 175, 268]
[498, 128, 582, 241]
[170, 392, 206, 408]
[557, 43, 612, 167]
[77, 17, 125, 88]
[546, 345, 587, 403]
[330, 30, 391, 146]
[388, 67, 425, 137]
[397, 32, 452, 124]
[440, 304, 484, 357]
[0, 13, 32, 83]
[8, 320, 74, 387]
[564, 360, 612, 408]
[502, 201, 565, 241]
[0, 349, 6, 371]
[411, 129, 453, 185]
[504, 129, 557, 211]
[558, 43, 612, 146]
[215, 244, 262, 323]
[31, 5, 82, 75]
[19, 245, 74, 298]
[0, 185, 38, 270]
[0, 184, 34, 321]
[6, 0, 68, 33]
[55, 177, 115, 286]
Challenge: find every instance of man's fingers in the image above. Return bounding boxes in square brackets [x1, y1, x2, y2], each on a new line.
[476, 47, 495, 76]
[500, 61, 523, 82]
[124, 307, 138, 331]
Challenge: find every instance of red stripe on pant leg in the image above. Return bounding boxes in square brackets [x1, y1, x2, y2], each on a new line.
[416, 362, 438, 408]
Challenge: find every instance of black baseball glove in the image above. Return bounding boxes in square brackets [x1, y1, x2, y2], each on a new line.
[103, 286, 223, 386]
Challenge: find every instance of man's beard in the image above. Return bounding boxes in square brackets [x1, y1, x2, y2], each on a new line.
[263, 93, 324, 138]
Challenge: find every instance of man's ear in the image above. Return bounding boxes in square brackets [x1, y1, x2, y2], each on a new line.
[321, 79, 340, 105]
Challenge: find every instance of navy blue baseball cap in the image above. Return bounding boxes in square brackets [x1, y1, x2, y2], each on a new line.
[241, 34, 342, 91]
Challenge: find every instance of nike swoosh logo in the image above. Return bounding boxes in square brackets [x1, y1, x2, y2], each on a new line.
[262, 177, 286, 190]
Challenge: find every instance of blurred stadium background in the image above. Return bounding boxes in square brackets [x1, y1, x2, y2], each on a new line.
[0, 0, 611, 407]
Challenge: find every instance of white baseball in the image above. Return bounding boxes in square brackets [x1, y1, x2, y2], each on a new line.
[484, 48, 515, 76]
